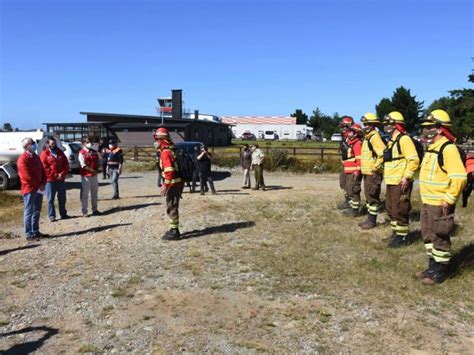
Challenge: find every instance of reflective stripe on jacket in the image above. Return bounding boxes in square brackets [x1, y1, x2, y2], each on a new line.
[159, 143, 182, 188]
[343, 139, 361, 174]
[420, 137, 467, 206]
[361, 130, 385, 175]
[383, 131, 420, 185]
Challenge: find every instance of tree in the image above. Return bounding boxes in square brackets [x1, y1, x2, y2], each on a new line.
[375, 98, 395, 121]
[290, 109, 308, 125]
[308, 108, 340, 139]
[2, 123, 13, 132]
[375, 87, 424, 132]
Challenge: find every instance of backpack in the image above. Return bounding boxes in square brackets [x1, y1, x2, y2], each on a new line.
[173, 149, 195, 182]
[383, 133, 424, 162]
[426, 142, 473, 207]
[366, 131, 387, 159]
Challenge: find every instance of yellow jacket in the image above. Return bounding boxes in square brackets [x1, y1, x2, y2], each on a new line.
[383, 131, 420, 185]
[420, 137, 467, 206]
[361, 130, 385, 175]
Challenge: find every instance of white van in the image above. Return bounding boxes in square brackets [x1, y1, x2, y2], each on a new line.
[264, 130, 276, 140]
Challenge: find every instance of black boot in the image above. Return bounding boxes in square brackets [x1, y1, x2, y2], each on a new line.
[337, 197, 351, 210]
[415, 258, 436, 279]
[161, 229, 181, 240]
[387, 234, 410, 248]
[422, 262, 450, 285]
[359, 213, 377, 229]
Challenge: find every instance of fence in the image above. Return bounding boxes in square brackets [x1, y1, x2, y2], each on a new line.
[121, 146, 342, 162]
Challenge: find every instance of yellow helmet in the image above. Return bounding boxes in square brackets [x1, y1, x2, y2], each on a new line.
[361, 112, 380, 124]
[421, 109, 452, 127]
[384, 111, 404, 123]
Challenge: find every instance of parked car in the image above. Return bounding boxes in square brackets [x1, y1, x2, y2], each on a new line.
[174, 141, 204, 155]
[62, 141, 82, 173]
[330, 133, 343, 142]
[311, 132, 323, 142]
[241, 132, 256, 140]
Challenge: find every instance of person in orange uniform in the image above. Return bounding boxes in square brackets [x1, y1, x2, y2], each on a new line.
[342, 124, 363, 217]
[154, 127, 185, 240]
[337, 116, 355, 209]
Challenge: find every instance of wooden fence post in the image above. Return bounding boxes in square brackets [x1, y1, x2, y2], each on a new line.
[320, 148, 324, 161]
[134, 145, 138, 161]
[293, 147, 296, 157]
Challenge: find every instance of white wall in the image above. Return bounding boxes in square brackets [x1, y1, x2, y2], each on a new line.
[232, 124, 312, 140]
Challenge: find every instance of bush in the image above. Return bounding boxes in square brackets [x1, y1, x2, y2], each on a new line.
[212, 155, 241, 168]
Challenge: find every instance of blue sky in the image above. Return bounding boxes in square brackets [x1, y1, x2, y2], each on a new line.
[1, 0, 472, 129]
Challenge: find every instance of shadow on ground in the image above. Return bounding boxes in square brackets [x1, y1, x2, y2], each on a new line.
[100, 202, 160, 216]
[450, 243, 474, 274]
[263, 185, 293, 191]
[211, 171, 232, 181]
[48, 223, 132, 238]
[179, 221, 255, 240]
[0, 326, 59, 354]
[0, 244, 40, 256]
[65, 181, 109, 190]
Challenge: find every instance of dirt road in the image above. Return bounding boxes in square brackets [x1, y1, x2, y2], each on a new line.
[1, 172, 472, 353]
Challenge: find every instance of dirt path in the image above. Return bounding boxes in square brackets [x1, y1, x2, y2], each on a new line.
[1, 172, 472, 353]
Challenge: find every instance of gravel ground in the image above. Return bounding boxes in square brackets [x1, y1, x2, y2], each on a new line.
[0, 171, 472, 353]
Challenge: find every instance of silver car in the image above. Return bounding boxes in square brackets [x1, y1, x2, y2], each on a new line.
[62, 141, 83, 173]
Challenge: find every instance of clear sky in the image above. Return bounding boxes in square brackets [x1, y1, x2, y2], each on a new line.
[1, 0, 472, 129]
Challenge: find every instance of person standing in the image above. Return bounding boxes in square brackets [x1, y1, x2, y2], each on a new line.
[154, 127, 184, 240]
[191, 145, 201, 193]
[383, 111, 420, 247]
[106, 140, 123, 200]
[342, 124, 363, 217]
[99, 138, 109, 179]
[154, 142, 163, 187]
[79, 138, 101, 217]
[251, 144, 265, 191]
[337, 116, 355, 209]
[416, 110, 467, 284]
[358, 113, 386, 229]
[40, 136, 70, 222]
[241, 144, 252, 189]
[17, 137, 48, 242]
[197, 145, 217, 195]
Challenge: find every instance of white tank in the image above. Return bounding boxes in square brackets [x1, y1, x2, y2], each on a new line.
[0, 130, 64, 164]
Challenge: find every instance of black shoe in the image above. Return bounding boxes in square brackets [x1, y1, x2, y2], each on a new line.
[422, 262, 450, 285]
[337, 199, 351, 210]
[49, 218, 57, 223]
[200, 192, 205, 195]
[61, 215, 72, 220]
[112, 196, 120, 200]
[35, 232, 50, 240]
[416, 258, 436, 279]
[343, 208, 361, 217]
[161, 229, 181, 240]
[92, 210, 102, 216]
[388, 235, 410, 248]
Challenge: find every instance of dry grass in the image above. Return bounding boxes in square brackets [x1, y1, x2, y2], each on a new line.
[0, 191, 23, 225]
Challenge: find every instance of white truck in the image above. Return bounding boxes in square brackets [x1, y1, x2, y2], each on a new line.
[0, 130, 65, 190]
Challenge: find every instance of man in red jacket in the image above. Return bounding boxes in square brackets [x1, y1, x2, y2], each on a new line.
[17, 137, 48, 242]
[342, 124, 363, 217]
[154, 127, 184, 240]
[40, 136, 70, 222]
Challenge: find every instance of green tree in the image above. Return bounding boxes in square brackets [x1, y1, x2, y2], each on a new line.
[2, 123, 13, 132]
[375, 87, 424, 132]
[375, 98, 395, 121]
[308, 108, 340, 139]
[290, 109, 309, 125]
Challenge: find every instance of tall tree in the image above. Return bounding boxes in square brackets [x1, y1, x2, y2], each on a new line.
[308, 108, 340, 139]
[2, 123, 13, 132]
[390, 87, 424, 132]
[290, 109, 309, 125]
[375, 98, 396, 121]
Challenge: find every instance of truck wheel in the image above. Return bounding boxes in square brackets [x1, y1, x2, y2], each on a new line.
[0, 170, 8, 191]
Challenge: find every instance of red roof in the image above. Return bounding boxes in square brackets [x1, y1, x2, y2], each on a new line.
[221, 116, 296, 125]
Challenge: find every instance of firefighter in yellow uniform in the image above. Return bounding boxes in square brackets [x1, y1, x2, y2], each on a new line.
[382, 111, 420, 247]
[358, 113, 386, 229]
[416, 110, 467, 284]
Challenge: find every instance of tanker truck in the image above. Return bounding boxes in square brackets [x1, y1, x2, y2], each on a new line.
[0, 130, 64, 190]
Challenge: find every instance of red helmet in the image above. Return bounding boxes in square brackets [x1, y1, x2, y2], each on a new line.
[339, 116, 354, 128]
[351, 124, 363, 136]
[154, 127, 169, 139]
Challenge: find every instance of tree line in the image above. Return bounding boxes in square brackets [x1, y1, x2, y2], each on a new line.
[291, 74, 474, 141]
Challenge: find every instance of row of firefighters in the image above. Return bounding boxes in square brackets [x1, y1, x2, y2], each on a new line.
[338, 109, 473, 285]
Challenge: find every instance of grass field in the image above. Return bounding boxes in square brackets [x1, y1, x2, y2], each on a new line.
[231, 139, 340, 148]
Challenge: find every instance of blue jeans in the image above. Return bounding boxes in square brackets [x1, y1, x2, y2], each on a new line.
[109, 167, 120, 198]
[45, 181, 67, 220]
[23, 190, 43, 238]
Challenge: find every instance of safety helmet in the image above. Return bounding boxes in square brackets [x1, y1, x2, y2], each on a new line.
[351, 123, 363, 134]
[339, 116, 354, 128]
[421, 109, 452, 127]
[154, 127, 169, 139]
[361, 112, 380, 124]
[384, 111, 404, 124]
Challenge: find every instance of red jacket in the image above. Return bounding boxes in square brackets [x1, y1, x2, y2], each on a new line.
[40, 148, 70, 182]
[159, 140, 183, 188]
[17, 151, 47, 195]
[343, 138, 362, 174]
[79, 148, 99, 177]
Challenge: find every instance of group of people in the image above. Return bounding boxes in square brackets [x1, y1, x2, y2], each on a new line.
[240, 144, 266, 190]
[338, 109, 471, 285]
[17, 136, 123, 242]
